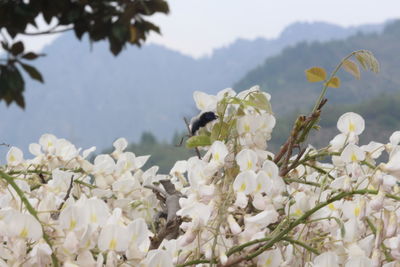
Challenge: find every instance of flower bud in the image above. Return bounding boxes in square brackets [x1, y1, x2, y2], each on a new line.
[227, 215, 242, 235]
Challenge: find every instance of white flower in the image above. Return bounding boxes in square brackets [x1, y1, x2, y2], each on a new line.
[237, 114, 258, 135]
[344, 255, 372, 267]
[341, 144, 365, 163]
[141, 249, 174, 267]
[361, 141, 384, 159]
[312, 251, 339, 267]
[39, 133, 57, 153]
[98, 223, 129, 252]
[126, 218, 153, 255]
[170, 160, 187, 175]
[337, 112, 365, 136]
[233, 170, 257, 194]
[244, 209, 279, 229]
[257, 249, 283, 267]
[227, 215, 242, 234]
[47, 168, 74, 195]
[329, 133, 348, 151]
[82, 146, 96, 159]
[6, 146, 24, 166]
[193, 91, 218, 112]
[111, 137, 128, 159]
[380, 149, 400, 177]
[217, 88, 236, 100]
[287, 192, 310, 217]
[209, 141, 228, 165]
[93, 154, 116, 175]
[5, 210, 43, 241]
[236, 149, 258, 171]
[389, 131, 400, 146]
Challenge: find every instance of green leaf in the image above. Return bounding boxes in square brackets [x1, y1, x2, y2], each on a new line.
[249, 92, 272, 113]
[186, 135, 211, 148]
[342, 59, 360, 80]
[22, 52, 40, 60]
[112, 24, 129, 42]
[11, 41, 24, 56]
[20, 63, 43, 83]
[0, 65, 26, 108]
[305, 67, 327, 82]
[228, 97, 242, 105]
[211, 122, 229, 141]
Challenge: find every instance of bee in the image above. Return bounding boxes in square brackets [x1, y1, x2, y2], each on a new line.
[190, 111, 218, 135]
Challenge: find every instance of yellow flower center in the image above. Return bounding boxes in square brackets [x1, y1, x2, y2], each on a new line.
[9, 154, 15, 162]
[265, 257, 272, 266]
[256, 183, 262, 192]
[244, 124, 250, 132]
[109, 238, 117, 250]
[19, 227, 28, 238]
[328, 203, 336, 211]
[348, 122, 355, 132]
[239, 183, 247, 192]
[354, 206, 360, 217]
[213, 153, 220, 161]
[247, 161, 253, 170]
[351, 153, 358, 162]
[295, 208, 303, 216]
[90, 213, 97, 223]
[69, 219, 77, 230]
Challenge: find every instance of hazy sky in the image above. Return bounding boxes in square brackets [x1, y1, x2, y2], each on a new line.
[7, 0, 400, 58]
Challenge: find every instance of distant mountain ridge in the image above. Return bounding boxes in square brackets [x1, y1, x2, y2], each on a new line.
[0, 21, 387, 156]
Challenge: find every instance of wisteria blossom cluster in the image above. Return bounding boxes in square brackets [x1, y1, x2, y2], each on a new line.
[1, 84, 400, 267]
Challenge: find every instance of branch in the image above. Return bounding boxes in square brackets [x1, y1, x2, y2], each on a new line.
[282, 237, 320, 255]
[147, 179, 184, 249]
[21, 26, 73, 36]
[57, 175, 74, 211]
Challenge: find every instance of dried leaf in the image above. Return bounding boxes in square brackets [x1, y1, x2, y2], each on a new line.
[342, 59, 360, 80]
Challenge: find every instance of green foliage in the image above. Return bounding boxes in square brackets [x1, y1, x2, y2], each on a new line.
[0, 0, 169, 108]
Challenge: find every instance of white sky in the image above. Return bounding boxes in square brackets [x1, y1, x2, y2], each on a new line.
[5, 0, 400, 58]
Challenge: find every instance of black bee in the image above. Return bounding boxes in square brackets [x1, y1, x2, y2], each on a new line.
[190, 111, 218, 135]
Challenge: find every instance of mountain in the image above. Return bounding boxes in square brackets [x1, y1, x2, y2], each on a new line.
[270, 92, 400, 152]
[0, 21, 386, 158]
[234, 20, 400, 117]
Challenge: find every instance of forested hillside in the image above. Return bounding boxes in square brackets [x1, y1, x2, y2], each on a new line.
[235, 20, 400, 116]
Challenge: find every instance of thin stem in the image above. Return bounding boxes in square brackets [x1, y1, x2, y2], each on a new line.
[285, 178, 321, 187]
[282, 237, 320, 255]
[176, 259, 213, 267]
[312, 50, 365, 113]
[22, 26, 73, 36]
